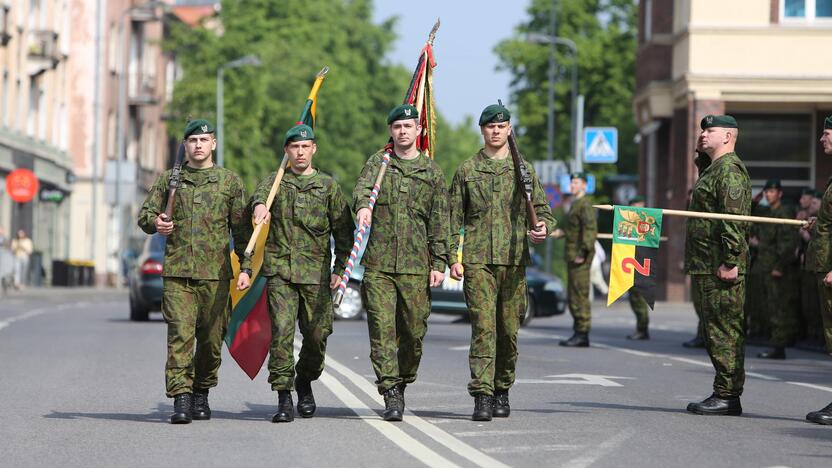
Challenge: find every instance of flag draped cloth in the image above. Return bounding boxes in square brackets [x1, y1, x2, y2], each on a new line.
[607, 205, 663, 309]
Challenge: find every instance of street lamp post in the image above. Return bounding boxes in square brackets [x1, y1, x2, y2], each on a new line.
[216, 55, 261, 167]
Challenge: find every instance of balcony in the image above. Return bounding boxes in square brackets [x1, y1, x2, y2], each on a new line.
[128, 73, 158, 106]
[27, 30, 62, 75]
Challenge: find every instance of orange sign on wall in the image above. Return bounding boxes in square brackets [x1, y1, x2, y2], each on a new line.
[6, 168, 40, 203]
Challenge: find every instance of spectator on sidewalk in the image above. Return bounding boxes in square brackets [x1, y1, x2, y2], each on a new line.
[11, 230, 33, 289]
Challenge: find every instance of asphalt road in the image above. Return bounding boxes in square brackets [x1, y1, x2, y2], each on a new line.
[1, 288, 831, 468]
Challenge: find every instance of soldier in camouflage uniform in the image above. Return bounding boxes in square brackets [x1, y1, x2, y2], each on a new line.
[684, 115, 751, 416]
[353, 104, 449, 422]
[752, 179, 799, 360]
[558, 172, 598, 347]
[239, 124, 354, 423]
[625, 196, 650, 340]
[804, 116, 832, 425]
[798, 189, 823, 344]
[138, 119, 252, 424]
[448, 104, 555, 421]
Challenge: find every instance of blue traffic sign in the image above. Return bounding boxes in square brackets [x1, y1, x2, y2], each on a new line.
[583, 127, 618, 164]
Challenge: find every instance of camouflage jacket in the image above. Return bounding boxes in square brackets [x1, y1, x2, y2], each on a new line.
[449, 150, 556, 266]
[805, 183, 832, 272]
[138, 165, 251, 280]
[564, 195, 598, 263]
[684, 152, 751, 275]
[353, 150, 449, 274]
[252, 169, 354, 284]
[750, 203, 798, 274]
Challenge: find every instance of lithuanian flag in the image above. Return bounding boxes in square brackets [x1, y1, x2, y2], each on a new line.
[607, 206, 663, 309]
[224, 68, 329, 379]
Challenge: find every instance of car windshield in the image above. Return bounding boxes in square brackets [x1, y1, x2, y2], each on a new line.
[148, 234, 167, 254]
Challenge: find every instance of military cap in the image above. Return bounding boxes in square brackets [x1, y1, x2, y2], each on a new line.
[700, 114, 738, 130]
[284, 123, 315, 146]
[183, 119, 215, 139]
[763, 178, 782, 190]
[387, 104, 419, 124]
[478, 104, 511, 126]
[801, 187, 815, 196]
[825, 115, 832, 129]
[628, 195, 645, 205]
[571, 172, 589, 182]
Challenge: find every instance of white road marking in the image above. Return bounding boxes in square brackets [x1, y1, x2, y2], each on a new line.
[0, 302, 91, 333]
[452, 429, 553, 438]
[449, 345, 469, 351]
[561, 428, 635, 468]
[786, 381, 832, 393]
[482, 444, 582, 454]
[323, 354, 511, 468]
[516, 374, 634, 387]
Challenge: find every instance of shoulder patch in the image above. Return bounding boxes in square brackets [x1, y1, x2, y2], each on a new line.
[728, 185, 742, 200]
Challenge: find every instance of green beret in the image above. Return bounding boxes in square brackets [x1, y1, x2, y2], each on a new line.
[571, 172, 589, 182]
[478, 104, 511, 126]
[628, 195, 645, 205]
[387, 104, 419, 124]
[700, 114, 738, 130]
[801, 187, 815, 196]
[284, 124, 315, 146]
[763, 178, 782, 190]
[183, 119, 214, 139]
[825, 115, 832, 130]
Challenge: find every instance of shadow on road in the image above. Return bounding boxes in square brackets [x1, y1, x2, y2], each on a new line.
[777, 425, 832, 442]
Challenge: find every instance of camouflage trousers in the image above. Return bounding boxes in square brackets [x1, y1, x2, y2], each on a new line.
[629, 289, 649, 332]
[161, 277, 230, 397]
[362, 269, 430, 394]
[814, 274, 832, 353]
[766, 270, 799, 348]
[691, 274, 746, 398]
[802, 270, 823, 343]
[691, 278, 704, 339]
[463, 264, 525, 396]
[567, 262, 592, 333]
[745, 272, 770, 338]
[266, 276, 333, 391]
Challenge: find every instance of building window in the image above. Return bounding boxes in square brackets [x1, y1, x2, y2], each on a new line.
[782, 0, 832, 20]
[733, 113, 813, 193]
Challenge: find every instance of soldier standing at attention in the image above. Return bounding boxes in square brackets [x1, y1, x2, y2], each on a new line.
[625, 195, 651, 340]
[804, 116, 832, 425]
[448, 104, 554, 421]
[238, 124, 354, 423]
[684, 115, 751, 416]
[558, 172, 598, 347]
[753, 179, 799, 360]
[138, 119, 252, 424]
[353, 104, 449, 422]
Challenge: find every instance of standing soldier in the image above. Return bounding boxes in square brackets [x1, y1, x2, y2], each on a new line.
[684, 115, 751, 416]
[753, 179, 799, 359]
[238, 124, 354, 423]
[448, 104, 554, 421]
[625, 195, 650, 340]
[353, 104, 449, 422]
[558, 172, 598, 347]
[799, 189, 823, 345]
[804, 116, 832, 425]
[138, 119, 252, 424]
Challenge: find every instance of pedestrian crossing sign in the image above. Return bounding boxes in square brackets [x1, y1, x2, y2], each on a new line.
[583, 127, 618, 164]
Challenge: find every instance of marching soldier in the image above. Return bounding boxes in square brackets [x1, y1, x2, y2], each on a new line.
[448, 104, 554, 421]
[684, 115, 751, 416]
[753, 179, 799, 359]
[138, 119, 252, 424]
[239, 124, 354, 423]
[626, 195, 650, 340]
[558, 172, 598, 347]
[803, 116, 832, 425]
[353, 104, 449, 422]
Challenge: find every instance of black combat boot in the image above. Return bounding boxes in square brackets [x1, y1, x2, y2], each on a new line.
[398, 383, 407, 411]
[493, 390, 510, 418]
[472, 394, 493, 421]
[806, 402, 832, 425]
[686, 394, 742, 416]
[559, 333, 589, 347]
[627, 330, 650, 340]
[682, 336, 705, 348]
[272, 390, 294, 423]
[192, 389, 211, 420]
[170, 393, 193, 424]
[757, 347, 786, 359]
[295, 377, 316, 418]
[382, 386, 404, 422]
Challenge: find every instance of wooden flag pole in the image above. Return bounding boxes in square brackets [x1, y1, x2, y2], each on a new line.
[593, 205, 808, 227]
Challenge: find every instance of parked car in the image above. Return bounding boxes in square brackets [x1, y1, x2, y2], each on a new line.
[127, 233, 166, 321]
[334, 257, 567, 326]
